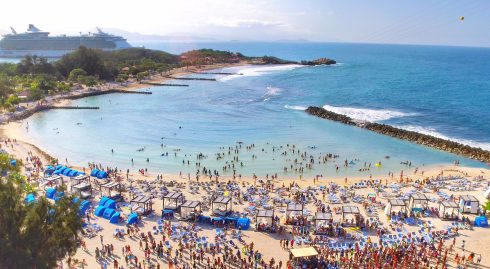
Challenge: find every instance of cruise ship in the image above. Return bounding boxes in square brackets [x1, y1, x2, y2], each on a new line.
[0, 24, 131, 58]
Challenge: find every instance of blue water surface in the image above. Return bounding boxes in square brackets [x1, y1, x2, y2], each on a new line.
[25, 42, 490, 179]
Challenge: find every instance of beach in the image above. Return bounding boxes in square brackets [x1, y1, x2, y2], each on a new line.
[2, 106, 490, 268]
[2, 43, 490, 269]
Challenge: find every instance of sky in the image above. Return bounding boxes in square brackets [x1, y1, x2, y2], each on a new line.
[1, 0, 489, 47]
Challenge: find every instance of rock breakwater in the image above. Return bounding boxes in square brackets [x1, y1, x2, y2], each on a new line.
[305, 106, 490, 163]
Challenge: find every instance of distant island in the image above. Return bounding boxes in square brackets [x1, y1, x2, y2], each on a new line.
[305, 106, 490, 163]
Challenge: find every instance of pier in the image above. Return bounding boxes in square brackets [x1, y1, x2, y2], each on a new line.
[191, 71, 243, 75]
[165, 76, 216, 81]
[143, 82, 189, 87]
[48, 106, 99, 110]
[64, 89, 152, 100]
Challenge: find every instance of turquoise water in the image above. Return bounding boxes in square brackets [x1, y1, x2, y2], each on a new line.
[25, 43, 489, 179]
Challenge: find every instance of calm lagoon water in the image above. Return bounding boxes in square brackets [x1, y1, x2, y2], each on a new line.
[25, 42, 490, 178]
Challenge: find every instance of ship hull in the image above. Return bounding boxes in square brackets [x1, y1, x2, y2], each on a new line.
[0, 47, 128, 58]
[0, 49, 73, 58]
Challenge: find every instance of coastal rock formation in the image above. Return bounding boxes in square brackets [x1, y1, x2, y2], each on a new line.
[251, 56, 337, 66]
[301, 58, 337, 66]
[305, 106, 490, 163]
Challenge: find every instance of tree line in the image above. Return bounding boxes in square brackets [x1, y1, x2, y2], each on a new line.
[0, 46, 249, 110]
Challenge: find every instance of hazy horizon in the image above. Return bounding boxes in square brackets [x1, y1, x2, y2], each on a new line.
[1, 0, 490, 47]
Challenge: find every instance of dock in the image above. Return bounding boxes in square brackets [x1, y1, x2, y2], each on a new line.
[48, 106, 99, 110]
[191, 71, 243, 75]
[165, 76, 216, 81]
[144, 82, 189, 87]
[109, 89, 152, 94]
[64, 89, 151, 100]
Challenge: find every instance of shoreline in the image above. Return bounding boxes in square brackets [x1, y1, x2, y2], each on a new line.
[2, 66, 489, 184]
[2, 120, 488, 187]
[0, 61, 250, 124]
[306, 106, 490, 163]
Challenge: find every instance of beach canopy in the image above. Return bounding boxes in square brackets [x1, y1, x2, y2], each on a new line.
[127, 212, 139, 225]
[237, 218, 250, 230]
[94, 205, 106, 217]
[45, 165, 55, 172]
[104, 199, 116, 209]
[53, 191, 64, 202]
[91, 169, 100, 177]
[110, 212, 120, 224]
[290, 247, 318, 258]
[45, 188, 56, 199]
[97, 171, 108, 179]
[103, 208, 116, 220]
[25, 193, 36, 204]
[54, 166, 67, 175]
[79, 200, 90, 215]
[99, 197, 110, 206]
[474, 216, 488, 227]
[68, 170, 78, 177]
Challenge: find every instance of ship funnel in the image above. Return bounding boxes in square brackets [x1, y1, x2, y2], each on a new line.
[27, 24, 42, 33]
[96, 27, 106, 34]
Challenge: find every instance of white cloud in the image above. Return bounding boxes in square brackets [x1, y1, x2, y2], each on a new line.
[207, 19, 286, 28]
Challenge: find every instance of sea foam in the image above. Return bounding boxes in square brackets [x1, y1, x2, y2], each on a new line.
[265, 86, 282, 96]
[219, 64, 302, 82]
[322, 104, 417, 122]
[284, 105, 307, 111]
[396, 125, 490, 151]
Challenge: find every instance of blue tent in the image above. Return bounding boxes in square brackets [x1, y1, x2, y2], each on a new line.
[45, 166, 55, 175]
[99, 197, 110, 206]
[237, 218, 250, 230]
[90, 169, 100, 177]
[10, 160, 17, 166]
[104, 199, 116, 209]
[79, 200, 90, 215]
[110, 212, 120, 224]
[62, 169, 72, 176]
[96, 171, 108, 179]
[68, 170, 78, 177]
[25, 193, 35, 204]
[225, 217, 238, 224]
[475, 216, 489, 227]
[59, 166, 68, 173]
[94, 205, 106, 217]
[53, 192, 65, 203]
[127, 213, 139, 225]
[80, 200, 90, 211]
[103, 208, 116, 220]
[45, 188, 56, 199]
[198, 215, 211, 224]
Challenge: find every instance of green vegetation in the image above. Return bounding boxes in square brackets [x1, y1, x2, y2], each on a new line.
[0, 153, 82, 268]
[180, 49, 244, 66]
[0, 47, 255, 109]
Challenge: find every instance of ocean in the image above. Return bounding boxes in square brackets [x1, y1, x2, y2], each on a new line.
[22, 42, 490, 179]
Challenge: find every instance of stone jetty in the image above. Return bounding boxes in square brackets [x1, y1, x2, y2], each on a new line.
[305, 106, 490, 163]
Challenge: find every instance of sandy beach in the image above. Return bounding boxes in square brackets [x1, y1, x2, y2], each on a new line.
[2, 110, 490, 268]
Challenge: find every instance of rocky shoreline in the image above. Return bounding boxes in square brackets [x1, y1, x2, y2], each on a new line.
[305, 106, 490, 163]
